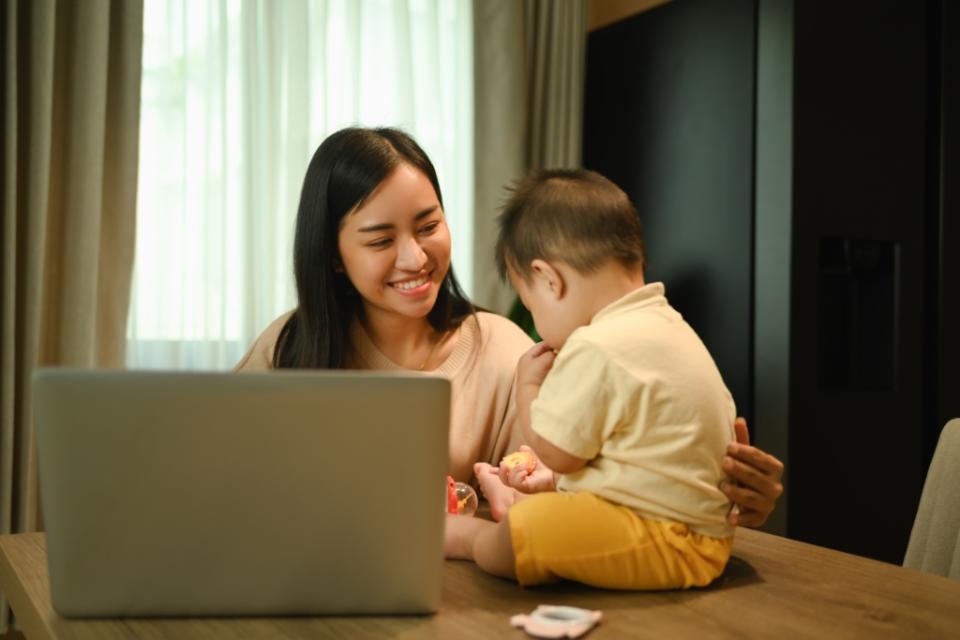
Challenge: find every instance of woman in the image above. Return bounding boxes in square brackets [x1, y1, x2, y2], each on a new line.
[236, 127, 783, 527]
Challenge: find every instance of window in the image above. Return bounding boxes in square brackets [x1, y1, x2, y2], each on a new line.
[128, 0, 473, 369]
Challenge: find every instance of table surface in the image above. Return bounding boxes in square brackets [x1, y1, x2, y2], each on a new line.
[2, 529, 960, 639]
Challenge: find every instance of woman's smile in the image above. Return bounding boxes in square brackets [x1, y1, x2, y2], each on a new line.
[389, 272, 433, 295]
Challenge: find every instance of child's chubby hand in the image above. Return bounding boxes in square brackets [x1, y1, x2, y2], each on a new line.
[496, 446, 557, 494]
[516, 342, 556, 394]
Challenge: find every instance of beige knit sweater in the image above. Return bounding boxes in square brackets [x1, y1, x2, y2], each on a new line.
[235, 311, 534, 481]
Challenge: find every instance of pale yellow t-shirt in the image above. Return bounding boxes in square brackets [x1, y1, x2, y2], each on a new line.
[531, 283, 736, 538]
[235, 311, 534, 481]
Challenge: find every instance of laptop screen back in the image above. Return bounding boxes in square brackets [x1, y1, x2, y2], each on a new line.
[33, 369, 449, 617]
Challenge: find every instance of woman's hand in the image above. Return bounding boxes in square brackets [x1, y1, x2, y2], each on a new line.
[721, 417, 784, 528]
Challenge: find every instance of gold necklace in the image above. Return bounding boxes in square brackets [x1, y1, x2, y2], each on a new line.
[417, 330, 446, 371]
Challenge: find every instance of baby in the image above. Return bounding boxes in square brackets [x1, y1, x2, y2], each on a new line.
[445, 169, 736, 589]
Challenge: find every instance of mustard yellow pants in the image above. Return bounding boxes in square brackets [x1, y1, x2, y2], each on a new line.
[509, 491, 732, 589]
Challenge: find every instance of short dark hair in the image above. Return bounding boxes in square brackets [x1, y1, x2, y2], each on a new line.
[495, 169, 646, 282]
[274, 127, 474, 369]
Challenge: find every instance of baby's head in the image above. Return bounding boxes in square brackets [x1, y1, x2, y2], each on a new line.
[496, 170, 646, 349]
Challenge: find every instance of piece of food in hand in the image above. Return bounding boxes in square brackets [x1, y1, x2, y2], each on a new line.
[501, 450, 537, 474]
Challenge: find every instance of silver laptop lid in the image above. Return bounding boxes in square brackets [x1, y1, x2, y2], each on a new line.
[33, 369, 449, 617]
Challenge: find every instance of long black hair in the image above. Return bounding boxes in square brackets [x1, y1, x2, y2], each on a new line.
[273, 127, 475, 369]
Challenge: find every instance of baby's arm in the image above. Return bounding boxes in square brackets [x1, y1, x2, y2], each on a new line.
[521, 425, 589, 474]
[515, 344, 590, 474]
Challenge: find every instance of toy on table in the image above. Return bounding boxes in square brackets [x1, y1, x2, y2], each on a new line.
[511, 605, 602, 639]
[446, 475, 478, 516]
[501, 450, 537, 475]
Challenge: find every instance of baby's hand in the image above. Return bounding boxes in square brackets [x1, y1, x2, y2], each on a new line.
[501, 450, 537, 475]
[497, 446, 556, 494]
[516, 342, 556, 398]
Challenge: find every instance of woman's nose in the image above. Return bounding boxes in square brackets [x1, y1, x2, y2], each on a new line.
[396, 236, 428, 271]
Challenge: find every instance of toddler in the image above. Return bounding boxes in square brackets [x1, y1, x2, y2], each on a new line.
[444, 169, 736, 589]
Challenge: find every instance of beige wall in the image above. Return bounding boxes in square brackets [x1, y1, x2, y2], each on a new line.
[587, 0, 671, 32]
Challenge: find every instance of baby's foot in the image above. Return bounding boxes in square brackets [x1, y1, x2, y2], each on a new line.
[474, 462, 516, 522]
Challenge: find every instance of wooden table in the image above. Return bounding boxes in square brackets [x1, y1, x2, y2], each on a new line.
[2, 529, 959, 639]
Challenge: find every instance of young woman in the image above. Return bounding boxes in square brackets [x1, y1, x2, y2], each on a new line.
[236, 127, 783, 527]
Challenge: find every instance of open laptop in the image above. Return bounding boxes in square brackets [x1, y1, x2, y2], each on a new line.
[32, 368, 450, 617]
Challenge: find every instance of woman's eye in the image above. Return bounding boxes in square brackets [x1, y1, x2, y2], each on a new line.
[419, 221, 440, 235]
[368, 238, 392, 248]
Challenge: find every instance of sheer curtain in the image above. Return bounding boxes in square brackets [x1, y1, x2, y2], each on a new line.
[128, 0, 473, 370]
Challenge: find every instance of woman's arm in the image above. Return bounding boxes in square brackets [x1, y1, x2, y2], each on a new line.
[721, 418, 784, 528]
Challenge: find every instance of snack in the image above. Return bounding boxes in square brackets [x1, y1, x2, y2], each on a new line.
[501, 450, 537, 474]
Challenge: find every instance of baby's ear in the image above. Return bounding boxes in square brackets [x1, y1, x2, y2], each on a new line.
[530, 259, 565, 299]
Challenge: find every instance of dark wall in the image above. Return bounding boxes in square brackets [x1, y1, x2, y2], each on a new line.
[583, 0, 757, 426]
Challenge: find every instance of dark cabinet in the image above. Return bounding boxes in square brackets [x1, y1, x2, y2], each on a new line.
[584, 0, 960, 563]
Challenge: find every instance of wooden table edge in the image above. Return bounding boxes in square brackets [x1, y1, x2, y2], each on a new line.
[0, 534, 56, 640]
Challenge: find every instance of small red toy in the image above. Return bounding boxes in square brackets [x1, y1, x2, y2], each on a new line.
[446, 475, 459, 514]
[445, 475, 478, 516]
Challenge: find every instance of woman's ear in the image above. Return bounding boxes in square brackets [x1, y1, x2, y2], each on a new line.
[530, 259, 565, 300]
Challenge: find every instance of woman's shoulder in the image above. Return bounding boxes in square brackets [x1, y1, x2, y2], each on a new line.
[470, 311, 534, 356]
[234, 310, 294, 371]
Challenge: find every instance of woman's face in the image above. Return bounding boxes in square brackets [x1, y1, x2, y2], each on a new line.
[337, 163, 451, 322]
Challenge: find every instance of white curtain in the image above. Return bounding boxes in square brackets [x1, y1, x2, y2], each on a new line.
[128, 0, 473, 370]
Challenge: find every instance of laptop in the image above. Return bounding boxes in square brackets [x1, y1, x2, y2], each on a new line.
[33, 368, 450, 617]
